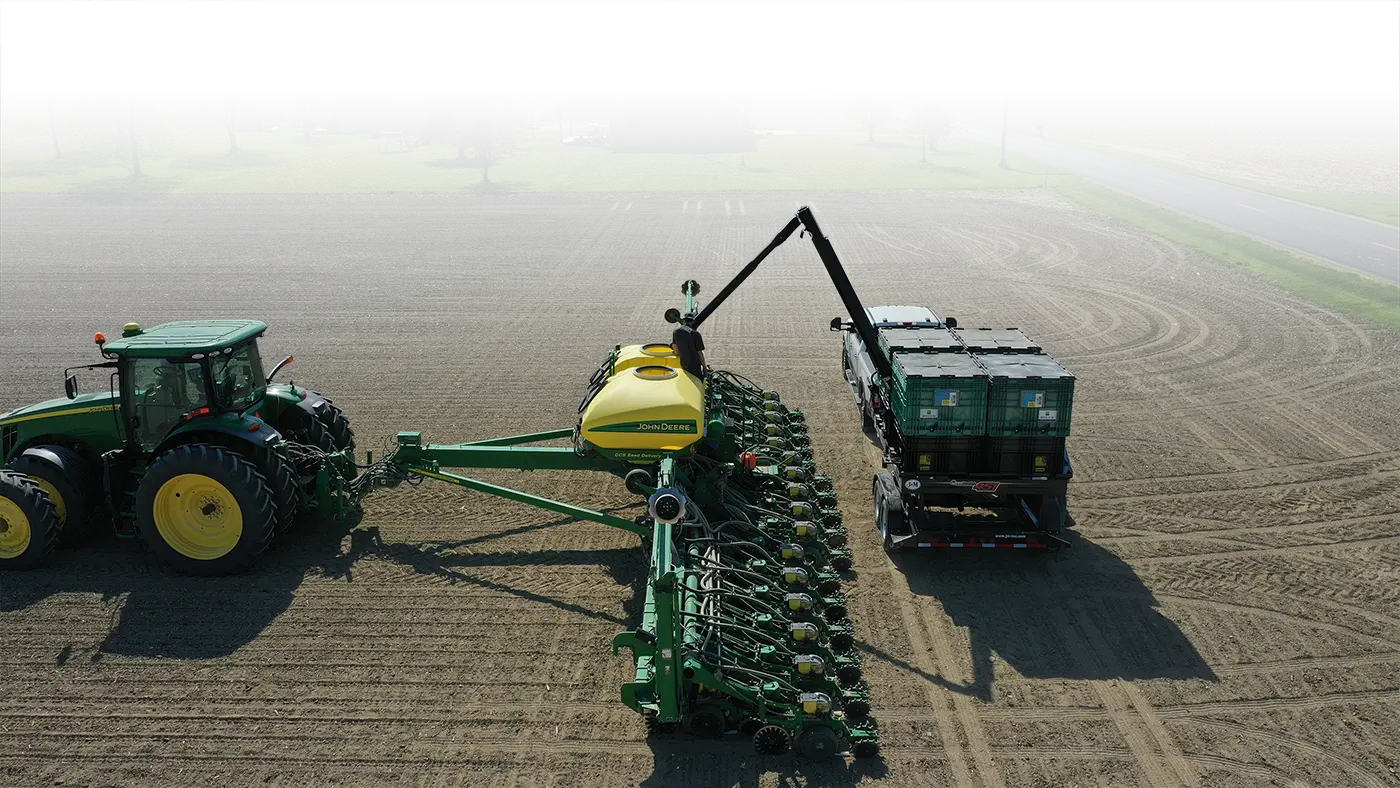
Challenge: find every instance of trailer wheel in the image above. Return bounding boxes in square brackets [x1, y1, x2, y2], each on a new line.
[136, 444, 277, 576]
[837, 664, 862, 685]
[874, 472, 907, 551]
[797, 725, 842, 759]
[11, 446, 94, 546]
[0, 471, 60, 569]
[752, 724, 791, 755]
[683, 704, 726, 739]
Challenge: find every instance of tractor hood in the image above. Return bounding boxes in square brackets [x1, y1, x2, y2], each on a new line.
[0, 391, 118, 427]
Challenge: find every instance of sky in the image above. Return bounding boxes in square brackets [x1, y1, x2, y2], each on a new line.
[8, 1, 1388, 45]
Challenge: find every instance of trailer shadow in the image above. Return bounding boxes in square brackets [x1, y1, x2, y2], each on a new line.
[884, 529, 1216, 702]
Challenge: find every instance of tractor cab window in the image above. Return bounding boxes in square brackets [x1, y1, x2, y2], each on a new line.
[212, 341, 266, 413]
[130, 358, 209, 448]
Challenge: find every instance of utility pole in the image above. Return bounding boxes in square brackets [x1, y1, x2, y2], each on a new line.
[998, 94, 1010, 170]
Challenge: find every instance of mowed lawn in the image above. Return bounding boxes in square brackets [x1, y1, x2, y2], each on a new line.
[0, 130, 1050, 194]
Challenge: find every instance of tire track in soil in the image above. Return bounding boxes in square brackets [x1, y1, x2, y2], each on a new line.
[1046, 601, 1199, 788]
[911, 596, 1008, 788]
[883, 560, 983, 787]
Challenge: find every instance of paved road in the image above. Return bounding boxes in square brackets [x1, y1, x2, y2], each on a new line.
[966, 130, 1400, 285]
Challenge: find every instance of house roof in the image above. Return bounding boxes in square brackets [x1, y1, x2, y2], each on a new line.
[604, 87, 750, 116]
[554, 87, 756, 114]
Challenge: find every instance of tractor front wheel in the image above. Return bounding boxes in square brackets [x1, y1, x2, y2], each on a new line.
[0, 471, 60, 570]
[135, 444, 277, 576]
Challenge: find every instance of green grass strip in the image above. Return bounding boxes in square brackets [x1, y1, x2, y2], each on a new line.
[1065, 141, 1398, 226]
[1051, 175, 1400, 332]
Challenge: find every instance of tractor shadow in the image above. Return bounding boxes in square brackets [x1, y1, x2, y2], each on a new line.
[0, 510, 368, 661]
[883, 528, 1216, 702]
[1, 508, 646, 661]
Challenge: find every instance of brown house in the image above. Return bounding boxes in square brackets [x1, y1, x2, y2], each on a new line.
[607, 88, 750, 151]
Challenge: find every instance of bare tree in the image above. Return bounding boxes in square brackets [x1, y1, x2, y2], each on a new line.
[828, 88, 896, 144]
[466, 113, 518, 182]
[187, 87, 277, 154]
[67, 88, 173, 179]
[282, 87, 337, 139]
[7, 88, 67, 159]
[911, 102, 952, 163]
[504, 89, 546, 139]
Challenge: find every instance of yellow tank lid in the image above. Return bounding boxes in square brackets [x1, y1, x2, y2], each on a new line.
[612, 343, 678, 375]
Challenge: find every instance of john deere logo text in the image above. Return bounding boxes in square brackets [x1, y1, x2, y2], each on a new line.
[594, 420, 697, 434]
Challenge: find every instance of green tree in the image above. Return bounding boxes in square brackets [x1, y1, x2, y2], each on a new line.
[828, 88, 896, 144]
[901, 87, 968, 163]
[7, 88, 67, 159]
[66, 88, 175, 179]
[186, 87, 278, 154]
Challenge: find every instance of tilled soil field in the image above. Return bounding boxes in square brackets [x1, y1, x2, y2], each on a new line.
[2, 191, 1398, 788]
[924, 87, 1400, 194]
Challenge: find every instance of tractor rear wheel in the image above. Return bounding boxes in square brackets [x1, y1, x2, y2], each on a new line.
[135, 444, 276, 576]
[316, 403, 355, 452]
[0, 471, 60, 570]
[262, 450, 302, 535]
[10, 446, 94, 546]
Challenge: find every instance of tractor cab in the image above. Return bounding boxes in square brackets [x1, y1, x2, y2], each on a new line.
[100, 321, 270, 450]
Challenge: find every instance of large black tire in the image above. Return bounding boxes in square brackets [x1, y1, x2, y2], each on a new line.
[797, 725, 842, 760]
[874, 472, 907, 550]
[262, 450, 302, 535]
[10, 446, 94, 546]
[683, 704, 726, 740]
[0, 470, 60, 570]
[135, 444, 277, 576]
[316, 402, 356, 452]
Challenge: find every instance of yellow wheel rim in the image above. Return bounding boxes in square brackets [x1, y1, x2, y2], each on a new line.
[153, 474, 243, 560]
[27, 477, 66, 525]
[0, 497, 32, 559]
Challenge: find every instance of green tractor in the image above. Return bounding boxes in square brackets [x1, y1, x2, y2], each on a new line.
[0, 320, 357, 575]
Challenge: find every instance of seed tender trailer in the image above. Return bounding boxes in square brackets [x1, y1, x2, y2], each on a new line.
[839, 312, 1077, 551]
